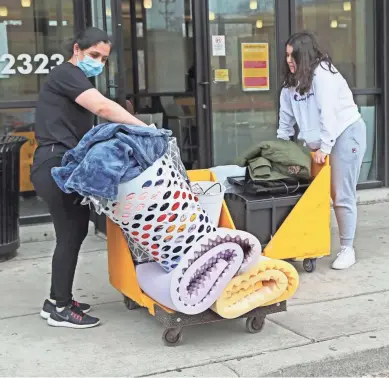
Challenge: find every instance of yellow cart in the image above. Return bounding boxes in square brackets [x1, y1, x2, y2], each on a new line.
[106, 159, 330, 345]
[262, 156, 331, 272]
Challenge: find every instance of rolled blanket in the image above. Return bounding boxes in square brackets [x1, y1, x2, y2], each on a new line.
[136, 229, 263, 315]
[212, 257, 299, 319]
[136, 242, 244, 314]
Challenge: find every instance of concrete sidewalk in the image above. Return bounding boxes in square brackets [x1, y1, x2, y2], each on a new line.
[1, 203, 389, 377]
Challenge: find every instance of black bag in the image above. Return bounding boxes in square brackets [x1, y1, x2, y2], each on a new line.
[227, 167, 311, 196]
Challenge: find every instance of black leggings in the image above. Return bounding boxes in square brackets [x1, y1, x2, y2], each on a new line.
[31, 157, 90, 307]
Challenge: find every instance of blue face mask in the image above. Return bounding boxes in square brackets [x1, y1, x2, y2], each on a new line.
[77, 55, 104, 77]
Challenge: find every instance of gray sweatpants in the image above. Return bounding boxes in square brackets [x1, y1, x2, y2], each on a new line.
[330, 117, 367, 247]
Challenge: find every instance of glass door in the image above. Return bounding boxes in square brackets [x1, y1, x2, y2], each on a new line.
[121, 0, 199, 170]
[205, 0, 278, 165]
[91, 0, 127, 107]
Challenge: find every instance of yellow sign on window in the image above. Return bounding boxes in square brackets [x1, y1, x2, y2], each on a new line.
[214, 68, 229, 82]
[241, 42, 270, 91]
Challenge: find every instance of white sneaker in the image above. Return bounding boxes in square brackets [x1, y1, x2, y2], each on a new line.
[332, 246, 356, 270]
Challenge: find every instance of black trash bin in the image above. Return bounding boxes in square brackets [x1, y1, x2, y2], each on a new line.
[0, 135, 27, 261]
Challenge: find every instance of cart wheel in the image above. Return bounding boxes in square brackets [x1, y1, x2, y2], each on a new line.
[303, 258, 317, 273]
[246, 316, 265, 334]
[162, 328, 183, 347]
[123, 296, 140, 310]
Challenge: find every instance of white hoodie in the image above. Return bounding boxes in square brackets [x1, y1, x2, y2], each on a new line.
[276, 62, 361, 154]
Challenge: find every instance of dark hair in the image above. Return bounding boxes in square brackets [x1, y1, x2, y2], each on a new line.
[282, 31, 337, 95]
[64, 27, 112, 59]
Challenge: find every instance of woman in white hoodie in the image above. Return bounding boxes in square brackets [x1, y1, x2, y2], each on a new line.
[277, 31, 367, 270]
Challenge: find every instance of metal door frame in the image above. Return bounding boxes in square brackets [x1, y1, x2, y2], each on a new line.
[192, 0, 213, 168]
[111, 0, 127, 107]
[87, 0, 127, 106]
[87, 0, 127, 234]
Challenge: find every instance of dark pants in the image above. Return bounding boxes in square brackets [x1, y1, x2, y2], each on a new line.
[31, 156, 90, 307]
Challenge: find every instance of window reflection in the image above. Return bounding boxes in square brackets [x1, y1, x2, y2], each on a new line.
[209, 0, 277, 165]
[0, 0, 72, 218]
[295, 0, 375, 88]
[0, 1, 74, 101]
[121, 1, 197, 170]
[0, 107, 49, 216]
[143, 0, 193, 93]
[128, 94, 197, 169]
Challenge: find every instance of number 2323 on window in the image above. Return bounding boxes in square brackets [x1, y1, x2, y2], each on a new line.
[0, 53, 64, 75]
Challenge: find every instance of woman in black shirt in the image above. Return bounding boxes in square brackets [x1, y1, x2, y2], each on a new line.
[32, 27, 147, 329]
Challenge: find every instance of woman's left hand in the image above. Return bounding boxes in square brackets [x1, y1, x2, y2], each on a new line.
[313, 150, 328, 164]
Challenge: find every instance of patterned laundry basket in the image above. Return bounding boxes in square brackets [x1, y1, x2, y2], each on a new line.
[94, 138, 216, 272]
[122, 137, 190, 264]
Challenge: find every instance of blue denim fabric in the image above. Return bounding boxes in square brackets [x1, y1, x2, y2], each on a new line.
[51, 123, 172, 200]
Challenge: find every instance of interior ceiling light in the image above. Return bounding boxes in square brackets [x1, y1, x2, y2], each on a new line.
[0, 7, 8, 17]
[143, 0, 152, 9]
[209, 11, 215, 21]
[256, 19, 263, 28]
[330, 19, 338, 28]
[21, 0, 31, 7]
[343, 1, 351, 11]
[250, 0, 258, 10]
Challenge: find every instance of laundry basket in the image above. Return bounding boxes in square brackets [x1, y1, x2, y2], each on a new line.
[94, 155, 216, 273]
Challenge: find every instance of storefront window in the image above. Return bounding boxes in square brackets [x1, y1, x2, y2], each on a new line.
[0, 0, 74, 101]
[295, 0, 375, 88]
[295, 0, 378, 182]
[0, 0, 74, 218]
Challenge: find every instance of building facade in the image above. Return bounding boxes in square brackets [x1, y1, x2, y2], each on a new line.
[0, 0, 387, 225]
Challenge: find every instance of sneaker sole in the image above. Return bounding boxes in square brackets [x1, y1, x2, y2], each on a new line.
[40, 307, 91, 320]
[40, 310, 50, 320]
[47, 317, 100, 329]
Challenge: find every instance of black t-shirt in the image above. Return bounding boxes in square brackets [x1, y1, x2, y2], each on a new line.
[35, 62, 94, 151]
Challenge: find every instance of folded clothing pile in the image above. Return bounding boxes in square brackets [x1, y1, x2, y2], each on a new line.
[237, 140, 311, 183]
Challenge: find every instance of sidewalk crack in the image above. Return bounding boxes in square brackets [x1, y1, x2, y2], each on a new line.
[267, 318, 314, 342]
[222, 362, 240, 377]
